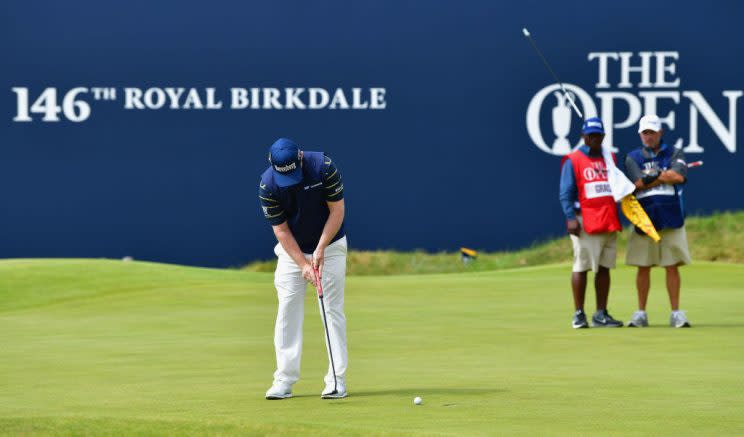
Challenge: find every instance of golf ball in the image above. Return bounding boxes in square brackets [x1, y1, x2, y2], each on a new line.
[414, 396, 422, 405]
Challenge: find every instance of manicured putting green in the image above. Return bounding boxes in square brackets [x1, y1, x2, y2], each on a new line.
[1, 259, 742, 436]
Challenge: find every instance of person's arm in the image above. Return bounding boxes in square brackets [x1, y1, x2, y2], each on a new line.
[312, 156, 346, 275]
[654, 170, 685, 185]
[630, 149, 687, 190]
[623, 154, 652, 190]
[273, 222, 318, 287]
[312, 199, 345, 276]
[559, 159, 581, 236]
[657, 148, 687, 185]
[639, 169, 683, 189]
[260, 181, 317, 286]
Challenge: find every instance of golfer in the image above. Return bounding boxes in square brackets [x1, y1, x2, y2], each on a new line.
[259, 138, 348, 399]
[623, 115, 691, 328]
[559, 117, 624, 329]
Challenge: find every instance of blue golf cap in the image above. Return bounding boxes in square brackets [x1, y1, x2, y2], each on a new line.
[582, 117, 605, 135]
[268, 138, 303, 187]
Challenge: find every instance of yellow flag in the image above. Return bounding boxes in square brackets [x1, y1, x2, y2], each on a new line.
[621, 195, 661, 242]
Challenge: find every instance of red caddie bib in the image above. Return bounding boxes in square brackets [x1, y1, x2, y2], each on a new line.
[565, 151, 621, 234]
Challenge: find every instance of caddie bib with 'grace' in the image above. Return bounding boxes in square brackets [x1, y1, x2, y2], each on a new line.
[566, 150, 621, 234]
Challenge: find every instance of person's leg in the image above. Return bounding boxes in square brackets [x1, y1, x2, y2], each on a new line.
[659, 227, 690, 312]
[626, 229, 654, 327]
[596, 232, 617, 312]
[590, 232, 622, 326]
[626, 266, 651, 327]
[666, 263, 690, 327]
[272, 244, 308, 387]
[591, 265, 622, 326]
[595, 266, 610, 311]
[636, 266, 651, 310]
[570, 229, 590, 311]
[318, 237, 348, 395]
[659, 227, 691, 327]
[572, 271, 587, 311]
[569, 225, 593, 328]
[665, 264, 681, 311]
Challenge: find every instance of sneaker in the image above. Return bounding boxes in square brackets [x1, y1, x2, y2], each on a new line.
[627, 310, 649, 327]
[670, 310, 691, 328]
[321, 381, 347, 399]
[591, 310, 623, 328]
[572, 310, 588, 329]
[265, 382, 292, 400]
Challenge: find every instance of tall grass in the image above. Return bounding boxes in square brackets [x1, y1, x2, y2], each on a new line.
[242, 211, 744, 275]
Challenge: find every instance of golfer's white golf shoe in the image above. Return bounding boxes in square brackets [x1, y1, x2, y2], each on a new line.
[265, 381, 292, 400]
[321, 381, 347, 399]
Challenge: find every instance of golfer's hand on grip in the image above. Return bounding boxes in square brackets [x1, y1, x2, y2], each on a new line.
[302, 263, 319, 288]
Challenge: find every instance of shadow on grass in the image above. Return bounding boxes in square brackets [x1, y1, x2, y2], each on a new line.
[675, 323, 744, 328]
[349, 387, 505, 398]
[624, 324, 744, 329]
[285, 393, 326, 399]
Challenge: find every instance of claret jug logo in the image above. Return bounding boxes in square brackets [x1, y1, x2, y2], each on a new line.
[527, 51, 742, 156]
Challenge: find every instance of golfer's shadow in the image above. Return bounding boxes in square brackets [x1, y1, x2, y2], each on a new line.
[349, 387, 505, 398]
[677, 323, 741, 328]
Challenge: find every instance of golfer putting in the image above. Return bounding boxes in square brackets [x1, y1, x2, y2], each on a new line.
[259, 138, 348, 399]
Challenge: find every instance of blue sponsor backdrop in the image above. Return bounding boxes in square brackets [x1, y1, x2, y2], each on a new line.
[2, 1, 742, 267]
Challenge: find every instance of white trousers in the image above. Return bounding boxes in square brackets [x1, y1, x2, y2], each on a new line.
[272, 236, 348, 387]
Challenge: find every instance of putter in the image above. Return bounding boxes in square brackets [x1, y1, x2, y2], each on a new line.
[522, 27, 583, 118]
[314, 267, 338, 396]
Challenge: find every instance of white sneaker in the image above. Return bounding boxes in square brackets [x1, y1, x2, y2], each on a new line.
[265, 382, 292, 400]
[321, 381, 347, 399]
[670, 310, 691, 328]
[627, 310, 649, 327]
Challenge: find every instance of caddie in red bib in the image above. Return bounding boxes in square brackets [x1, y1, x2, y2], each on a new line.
[558, 117, 623, 329]
[567, 147, 622, 234]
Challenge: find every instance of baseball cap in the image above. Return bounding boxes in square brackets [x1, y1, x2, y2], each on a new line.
[581, 117, 605, 135]
[268, 138, 303, 187]
[638, 114, 662, 133]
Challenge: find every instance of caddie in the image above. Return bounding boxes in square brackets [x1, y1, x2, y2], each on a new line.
[623, 115, 691, 328]
[559, 117, 624, 329]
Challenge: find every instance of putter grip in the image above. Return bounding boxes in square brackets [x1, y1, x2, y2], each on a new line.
[314, 268, 323, 298]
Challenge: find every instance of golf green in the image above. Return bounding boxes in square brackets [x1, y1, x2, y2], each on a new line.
[1, 259, 742, 436]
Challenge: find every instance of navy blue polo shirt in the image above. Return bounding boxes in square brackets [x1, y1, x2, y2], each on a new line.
[259, 151, 345, 253]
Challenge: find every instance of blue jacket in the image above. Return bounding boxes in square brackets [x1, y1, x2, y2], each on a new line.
[626, 144, 685, 230]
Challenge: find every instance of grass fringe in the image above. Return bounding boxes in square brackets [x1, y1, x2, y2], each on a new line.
[242, 211, 744, 276]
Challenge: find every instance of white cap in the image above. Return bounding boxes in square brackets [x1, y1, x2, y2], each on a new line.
[638, 114, 662, 133]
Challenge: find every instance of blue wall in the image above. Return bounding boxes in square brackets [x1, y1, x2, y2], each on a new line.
[2, 1, 742, 267]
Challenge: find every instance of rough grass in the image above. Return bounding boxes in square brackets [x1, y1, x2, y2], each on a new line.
[243, 211, 744, 275]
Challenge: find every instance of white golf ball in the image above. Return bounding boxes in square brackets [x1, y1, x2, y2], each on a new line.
[413, 396, 422, 405]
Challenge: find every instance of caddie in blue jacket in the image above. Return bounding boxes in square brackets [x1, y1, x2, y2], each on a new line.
[623, 115, 692, 328]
